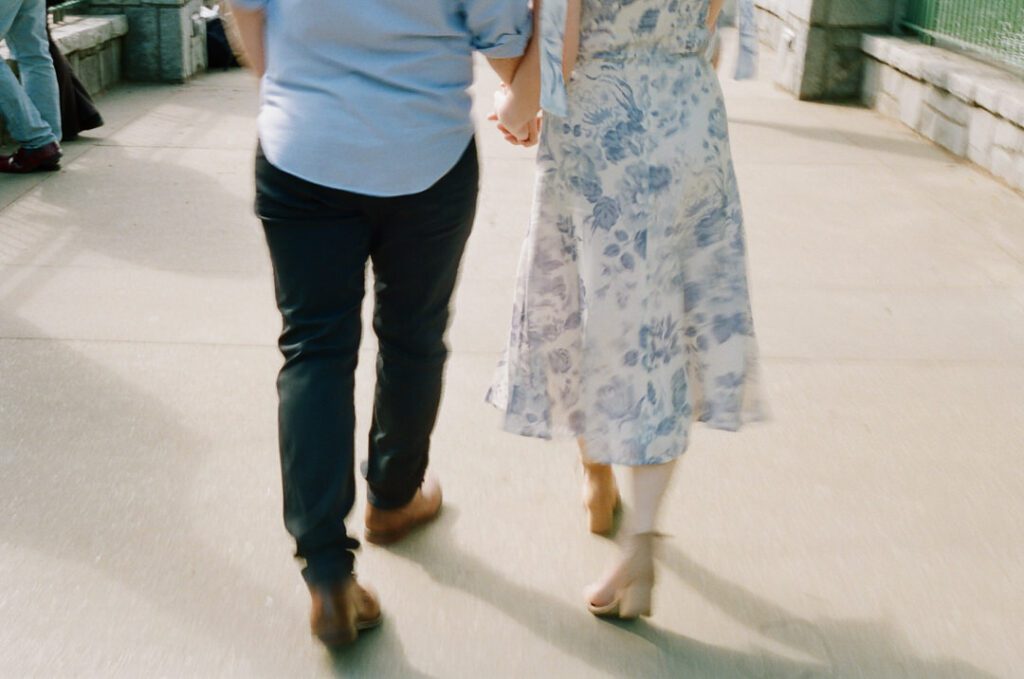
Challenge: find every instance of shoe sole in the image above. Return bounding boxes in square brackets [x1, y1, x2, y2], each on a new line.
[364, 506, 441, 546]
[315, 614, 383, 648]
[0, 164, 60, 174]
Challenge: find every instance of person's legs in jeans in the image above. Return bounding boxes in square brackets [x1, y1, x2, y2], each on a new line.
[364, 140, 479, 509]
[0, 0, 60, 148]
[256, 150, 370, 586]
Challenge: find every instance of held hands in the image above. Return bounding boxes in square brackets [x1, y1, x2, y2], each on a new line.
[489, 85, 543, 148]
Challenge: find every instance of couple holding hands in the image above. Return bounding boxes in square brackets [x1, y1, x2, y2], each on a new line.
[230, 0, 762, 648]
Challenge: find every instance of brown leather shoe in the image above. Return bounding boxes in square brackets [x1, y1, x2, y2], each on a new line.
[309, 577, 382, 648]
[364, 476, 443, 545]
[0, 142, 62, 173]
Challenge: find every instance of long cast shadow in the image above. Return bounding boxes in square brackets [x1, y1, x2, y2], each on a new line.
[367, 509, 831, 679]
[659, 544, 1000, 679]
[0, 141, 312, 674]
[730, 116, 959, 165]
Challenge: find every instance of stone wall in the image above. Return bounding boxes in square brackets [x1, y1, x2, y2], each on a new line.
[56, 16, 129, 96]
[755, 0, 898, 100]
[1, 16, 127, 97]
[87, 0, 206, 82]
[862, 35, 1024, 192]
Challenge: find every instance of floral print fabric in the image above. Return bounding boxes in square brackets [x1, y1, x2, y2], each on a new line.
[488, 0, 764, 465]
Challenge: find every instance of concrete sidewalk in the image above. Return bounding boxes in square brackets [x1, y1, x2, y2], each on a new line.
[1, 47, 1022, 677]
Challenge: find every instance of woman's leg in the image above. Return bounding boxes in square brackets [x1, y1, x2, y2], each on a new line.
[588, 459, 677, 609]
[579, 438, 619, 535]
[626, 459, 677, 534]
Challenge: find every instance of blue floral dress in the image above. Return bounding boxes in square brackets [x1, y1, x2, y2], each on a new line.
[487, 0, 764, 465]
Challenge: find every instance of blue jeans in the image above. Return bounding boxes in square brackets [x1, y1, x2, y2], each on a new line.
[0, 0, 60, 148]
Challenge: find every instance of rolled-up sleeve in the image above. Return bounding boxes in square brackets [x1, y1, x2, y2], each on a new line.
[463, 0, 532, 59]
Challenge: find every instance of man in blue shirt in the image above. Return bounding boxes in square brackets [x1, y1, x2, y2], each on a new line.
[229, 0, 531, 647]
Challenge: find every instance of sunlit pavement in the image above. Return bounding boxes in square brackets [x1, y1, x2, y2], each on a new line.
[1, 45, 1023, 678]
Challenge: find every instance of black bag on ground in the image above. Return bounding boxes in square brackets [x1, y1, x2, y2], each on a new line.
[206, 17, 239, 70]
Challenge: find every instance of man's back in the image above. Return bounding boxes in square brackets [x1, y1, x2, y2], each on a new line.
[233, 0, 530, 196]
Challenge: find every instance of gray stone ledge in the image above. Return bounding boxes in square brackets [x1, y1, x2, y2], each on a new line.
[53, 15, 129, 55]
[0, 15, 127, 60]
[862, 34, 1024, 128]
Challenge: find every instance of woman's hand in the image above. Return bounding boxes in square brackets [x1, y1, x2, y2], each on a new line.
[490, 86, 543, 147]
[489, 111, 543, 147]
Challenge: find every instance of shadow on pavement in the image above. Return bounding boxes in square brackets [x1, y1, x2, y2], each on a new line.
[358, 508, 998, 679]
[657, 544, 999, 679]
[364, 509, 803, 678]
[0, 144, 297, 673]
[730, 116, 959, 165]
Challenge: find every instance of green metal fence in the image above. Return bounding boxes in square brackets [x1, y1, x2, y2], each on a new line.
[902, 0, 1024, 71]
[49, 0, 91, 24]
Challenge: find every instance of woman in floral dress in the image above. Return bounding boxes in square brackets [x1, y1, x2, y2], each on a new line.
[489, 0, 764, 618]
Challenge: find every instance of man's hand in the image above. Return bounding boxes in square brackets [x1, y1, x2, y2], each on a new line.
[488, 110, 542, 148]
[491, 85, 543, 147]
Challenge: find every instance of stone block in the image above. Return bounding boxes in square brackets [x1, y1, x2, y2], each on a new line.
[877, 91, 900, 120]
[993, 119, 1024, 153]
[921, 106, 969, 156]
[866, 37, 931, 80]
[862, 59, 880, 107]
[121, 7, 160, 81]
[973, 78, 1005, 114]
[861, 34, 889, 62]
[946, 70, 979, 104]
[54, 15, 128, 53]
[1014, 154, 1024, 192]
[798, 26, 829, 99]
[773, 22, 807, 96]
[783, 0, 817, 23]
[100, 40, 122, 92]
[898, 77, 925, 130]
[190, 26, 207, 76]
[88, 0, 204, 82]
[989, 147, 1015, 183]
[799, 24, 873, 100]
[158, 5, 187, 81]
[78, 52, 102, 96]
[967, 108, 997, 168]
[924, 88, 971, 125]
[880, 64, 903, 97]
[997, 93, 1024, 129]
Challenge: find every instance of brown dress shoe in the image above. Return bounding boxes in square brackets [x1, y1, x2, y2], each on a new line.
[309, 577, 382, 648]
[0, 142, 62, 173]
[364, 476, 443, 545]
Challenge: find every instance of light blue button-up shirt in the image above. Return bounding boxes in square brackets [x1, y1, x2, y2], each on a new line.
[231, 1, 531, 196]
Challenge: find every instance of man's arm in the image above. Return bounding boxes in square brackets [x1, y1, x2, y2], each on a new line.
[487, 57, 522, 85]
[495, 0, 580, 134]
[466, 0, 533, 82]
[228, 2, 266, 77]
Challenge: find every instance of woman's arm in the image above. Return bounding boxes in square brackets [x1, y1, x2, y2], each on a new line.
[497, 0, 581, 133]
[561, 0, 582, 82]
[228, 3, 266, 77]
[708, 0, 726, 28]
